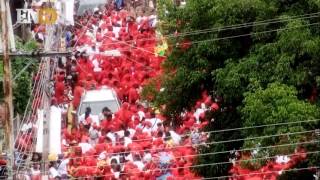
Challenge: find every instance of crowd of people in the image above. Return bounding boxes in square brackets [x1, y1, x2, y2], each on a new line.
[45, 2, 218, 179]
[12, 1, 314, 180]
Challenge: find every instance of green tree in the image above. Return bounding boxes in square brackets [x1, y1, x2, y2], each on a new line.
[0, 38, 38, 114]
[194, 108, 243, 177]
[240, 83, 320, 169]
[147, 0, 320, 178]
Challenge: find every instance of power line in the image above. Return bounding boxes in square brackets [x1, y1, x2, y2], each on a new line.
[58, 118, 320, 150]
[3, 166, 319, 179]
[85, 22, 320, 60]
[15, 60, 49, 163]
[14, 58, 45, 142]
[203, 166, 320, 179]
[160, 11, 320, 33]
[11, 139, 319, 168]
[15, 129, 317, 167]
[14, 60, 47, 149]
[65, 151, 320, 179]
[99, 12, 320, 46]
[178, 22, 320, 46]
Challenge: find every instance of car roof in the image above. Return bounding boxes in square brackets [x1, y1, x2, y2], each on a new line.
[82, 87, 117, 102]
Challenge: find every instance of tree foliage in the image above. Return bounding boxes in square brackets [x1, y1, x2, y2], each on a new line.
[0, 38, 38, 114]
[240, 83, 319, 169]
[144, 0, 320, 178]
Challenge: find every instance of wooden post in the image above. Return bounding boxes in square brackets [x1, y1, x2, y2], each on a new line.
[0, 0, 14, 178]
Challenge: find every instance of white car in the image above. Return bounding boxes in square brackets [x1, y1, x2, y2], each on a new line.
[77, 86, 121, 124]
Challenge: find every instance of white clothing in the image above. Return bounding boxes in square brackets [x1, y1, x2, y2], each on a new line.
[79, 113, 93, 123]
[133, 161, 145, 171]
[115, 130, 125, 138]
[31, 168, 41, 177]
[113, 171, 120, 179]
[124, 137, 132, 147]
[58, 159, 69, 176]
[194, 108, 205, 123]
[92, 59, 100, 69]
[113, 27, 121, 39]
[49, 167, 60, 178]
[21, 122, 33, 132]
[98, 151, 107, 160]
[107, 132, 116, 146]
[169, 130, 181, 145]
[127, 128, 136, 138]
[143, 153, 152, 163]
[79, 114, 100, 125]
[276, 155, 290, 164]
[125, 153, 134, 162]
[62, 139, 67, 146]
[146, 118, 162, 132]
[78, 143, 93, 154]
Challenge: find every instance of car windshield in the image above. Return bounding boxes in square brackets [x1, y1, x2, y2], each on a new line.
[79, 100, 119, 115]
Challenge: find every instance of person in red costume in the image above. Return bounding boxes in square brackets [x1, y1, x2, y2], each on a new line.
[85, 73, 98, 90]
[76, 53, 94, 82]
[117, 102, 132, 126]
[55, 74, 65, 104]
[72, 80, 85, 109]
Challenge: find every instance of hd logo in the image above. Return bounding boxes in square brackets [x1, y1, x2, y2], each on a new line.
[16, 8, 57, 25]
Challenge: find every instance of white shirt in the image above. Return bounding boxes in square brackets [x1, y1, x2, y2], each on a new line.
[79, 113, 93, 123]
[146, 118, 162, 132]
[78, 142, 93, 154]
[113, 26, 121, 39]
[127, 128, 136, 138]
[124, 137, 132, 147]
[125, 153, 134, 162]
[133, 161, 145, 171]
[169, 130, 181, 145]
[107, 132, 116, 146]
[58, 159, 69, 176]
[21, 122, 33, 132]
[143, 152, 152, 163]
[276, 155, 290, 164]
[49, 167, 59, 178]
[98, 151, 107, 160]
[194, 108, 205, 123]
[116, 130, 125, 138]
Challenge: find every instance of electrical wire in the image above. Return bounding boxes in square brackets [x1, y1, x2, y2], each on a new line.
[14, 59, 44, 143]
[203, 166, 320, 179]
[177, 22, 320, 46]
[7, 139, 319, 168]
[74, 21, 320, 61]
[65, 151, 320, 179]
[15, 32, 58, 169]
[2, 166, 319, 179]
[59, 119, 320, 152]
[15, 59, 49, 171]
[159, 11, 320, 34]
[28, 8, 320, 179]
[71, 22, 320, 79]
[99, 12, 320, 47]
[15, 60, 47, 152]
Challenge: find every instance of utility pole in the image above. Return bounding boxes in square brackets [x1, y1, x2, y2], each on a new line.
[0, 0, 14, 179]
[6, 0, 15, 52]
